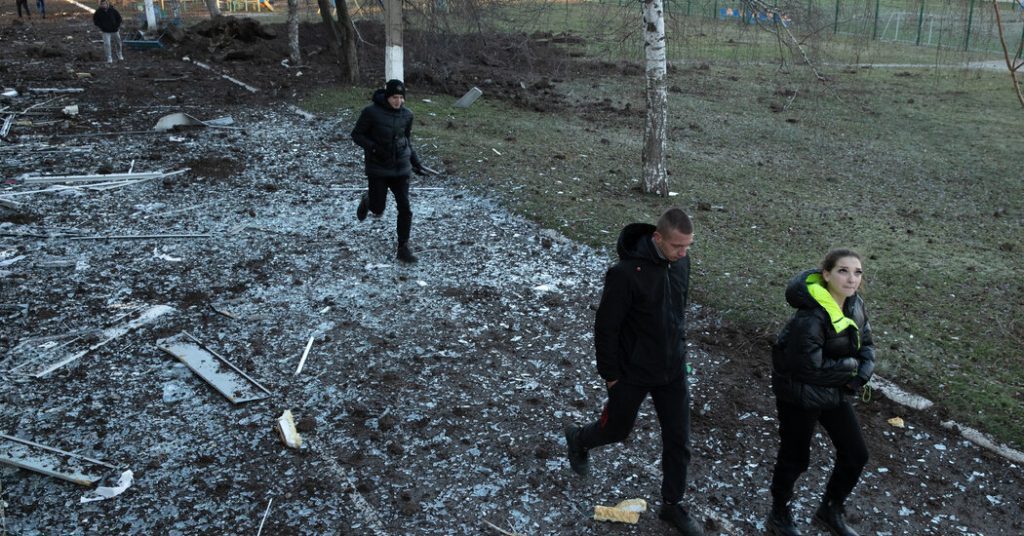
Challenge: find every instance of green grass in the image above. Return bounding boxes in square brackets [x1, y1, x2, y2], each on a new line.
[303, 60, 1024, 450]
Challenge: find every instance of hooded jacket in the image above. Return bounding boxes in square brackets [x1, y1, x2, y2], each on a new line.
[350, 89, 421, 179]
[93, 6, 122, 33]
[772, 268, 876, 409]
[594, 223, 690, 386]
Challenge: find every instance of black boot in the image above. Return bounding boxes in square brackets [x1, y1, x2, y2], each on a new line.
[813, 497, 859, 536]
[658, 502, 704, 536]
[563, 425, 589, 476]
[356, 193, 368, 221]
[396, 243, 418, 263]
[765, 502, 802, 535]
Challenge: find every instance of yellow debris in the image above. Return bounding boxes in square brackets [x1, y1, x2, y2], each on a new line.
[593, 498, 647, 524]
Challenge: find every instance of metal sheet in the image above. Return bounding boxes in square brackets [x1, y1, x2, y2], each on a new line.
[158, 332, 271, 404]
[0, 433, 113, 486]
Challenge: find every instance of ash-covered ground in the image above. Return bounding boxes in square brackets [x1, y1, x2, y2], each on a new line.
[1, 6, 1022, 536]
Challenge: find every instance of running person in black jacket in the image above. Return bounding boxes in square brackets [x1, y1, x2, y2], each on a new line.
[767, 249, 875, 536]
[564, 207, 704, 536]
[350, 79, 427, 263]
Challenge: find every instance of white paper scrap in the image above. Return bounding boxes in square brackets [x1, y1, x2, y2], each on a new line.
[80, 470, 134, 503]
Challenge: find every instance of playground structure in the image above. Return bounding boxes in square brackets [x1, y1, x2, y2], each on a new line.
[718, 5, 791, 27]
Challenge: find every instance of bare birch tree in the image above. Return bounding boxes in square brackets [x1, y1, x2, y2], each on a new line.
[642, 0, 668, 196]
[317, 0, 359, 82]
[992, 0, 1024, 107]
[287, 0, 300, 65]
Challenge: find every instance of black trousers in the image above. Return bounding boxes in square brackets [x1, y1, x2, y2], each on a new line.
[17, 0, 29, 16]
[578, 376, 692, 503]
[367, 175, 412, 245]
[769, 398, 868, 505]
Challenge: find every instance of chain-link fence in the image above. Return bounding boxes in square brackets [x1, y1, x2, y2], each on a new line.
[670, 0, 1024, 55]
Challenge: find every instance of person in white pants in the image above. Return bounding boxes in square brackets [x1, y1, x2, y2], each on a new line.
[92, 0, 124, 63]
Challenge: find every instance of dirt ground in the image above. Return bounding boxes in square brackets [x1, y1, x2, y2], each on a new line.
[1, 5, 1022, 536]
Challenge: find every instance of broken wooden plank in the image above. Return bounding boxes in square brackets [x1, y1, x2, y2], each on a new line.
[157, 332, 271, 404]
[0, 433, 117, 486]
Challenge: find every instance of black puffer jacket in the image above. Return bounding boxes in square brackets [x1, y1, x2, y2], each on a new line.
[350, 89, 421, 179]
[594, 223, 690, 386]
[93, 6, 122, 33]
[772, 269, 876, 409]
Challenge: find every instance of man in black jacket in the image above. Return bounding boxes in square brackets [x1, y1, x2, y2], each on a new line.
[92, 0, 124, 63]
[350, 79, 427, 263]
[564, 207, 704, 536]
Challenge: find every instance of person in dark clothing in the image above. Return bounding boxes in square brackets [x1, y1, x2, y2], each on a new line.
[766, 249, 876, 536]
[93, 0, 124, 63]
[350, 79, 428, 264]
[35, 0, 43, 17]
[17, 0, 30, 17]
[564, 208, 704, 536]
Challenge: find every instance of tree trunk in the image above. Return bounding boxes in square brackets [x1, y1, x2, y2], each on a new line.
[317, 0, 343, 50]
[316, 0, 359, 82]
[642, 0, 669, 197]
[336, 0, 360, 83]
[204, 0, 221, 17]
[287, 0, 300, 65]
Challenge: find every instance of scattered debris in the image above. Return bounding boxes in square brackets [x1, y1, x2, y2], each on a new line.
[4, 304, 174, 378]
[0, 304, 29, 319]
[593, 498, 647, 524]
[152, 112, 237, 132]
[483, 520, 523, 535]
[157, 331, 272, 404]
[184, 57, 260, 93]
[294, 334, 315, 376]
[210, 304, 238, 319]
[888, 416, 906, 428]
[871, 374, 934, 410]
[454, 86, 483, 108]
[61, 105, 79, 117]
[79, 470, 134, 503]
[942, 420, 1024, 464]
[68, 232, 213, 241]
[27, 88, 85, 94]
[1, 113, 13, 138]
[256, 498, 273, 536]
[0, 433, 117, 486]
[276, 410, 302, 448]
[15, 169, 188, 186]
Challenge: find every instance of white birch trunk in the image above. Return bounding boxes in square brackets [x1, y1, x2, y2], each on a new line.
[287, 0, 300, 65]
[204, 0, 221, 17]
[385, 0, 404, 82]
[642, 0, 668, 197]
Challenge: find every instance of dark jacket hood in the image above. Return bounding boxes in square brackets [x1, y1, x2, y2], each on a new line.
[616, 223, 663, 263]
[371, 88, 398, 108]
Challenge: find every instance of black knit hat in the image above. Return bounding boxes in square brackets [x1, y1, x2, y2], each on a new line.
[384, 79, 406, 97]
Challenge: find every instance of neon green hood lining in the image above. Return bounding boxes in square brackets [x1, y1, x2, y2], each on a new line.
[805, 272, 860, 349]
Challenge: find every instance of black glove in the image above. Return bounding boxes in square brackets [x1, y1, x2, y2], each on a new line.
[413, 165, 427, 176]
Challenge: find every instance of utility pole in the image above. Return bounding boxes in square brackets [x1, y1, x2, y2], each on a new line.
[385, 0, 404, 82]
